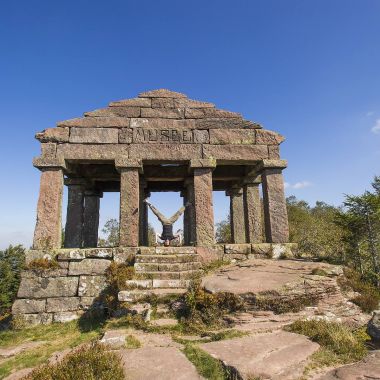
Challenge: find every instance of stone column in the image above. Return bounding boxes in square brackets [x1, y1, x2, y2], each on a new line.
[32, 157, 66, 250]
[184, 178, 196, 245]
[260, 160, 289, 243]
[64, 182, 85, 248]
[243, 177, 262, 243]
[83, 190, 102, 248]
[181, 190, 189, 245]
[139, 180, 149, 246]
[227, 187, 246, 244]
[116, 159, 142, 247]
[190, 159, 216, 246]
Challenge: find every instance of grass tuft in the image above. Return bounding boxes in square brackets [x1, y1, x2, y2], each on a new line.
[285, 319, 368, 364]
[183, 343, 229, 380]
[125, 334, 141, 349]
[26, 259, 59, 271]
[23, 343, 124, 380]
[311, 268, 329, 276]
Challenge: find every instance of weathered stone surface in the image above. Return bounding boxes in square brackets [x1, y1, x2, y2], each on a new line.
[23, 313, 53, 326]
[155, 247, 196, 254]
[229, 189, 246, 244]
[119, 346, 201, 379]
[196, 118, 260, 129]
[57, 249, 85, 261]
[100, 330, 126, 348]
[193, 168, 215, 246]
[18, 277, 78, 298]
[256, 129, 285, 145]
[46, 297, 80, 312]
[25, 250, 52, 265]
[78, 275, 107, 297]
[193, 129, 209, 143]
[12, 299, 46, 314]
[268, 145, 280, 159]
[119, 128, 133, 143]
[210, 129, 255, 144]
[271, 243, 296, 259]
[40, 143, 57, 158]
[203, 144, 268, 162]
[69, 259, 111, 275]
[367, 310, 380, 341]
[132, 127, 195, 144]
[120, 168, 140, 246]
[84, 107, 140, 118]
[84, 248, 113, 259]
[114, 247, 139, 263]
[316, 350, 380, 380]
[175, 98, 215, 108]
[56, 144, 129, 160]
[151, 98, 175, 108]
[36, 128, 69, 143]
[225, 244, 251, 255]
[69, 128, 119, 144]
[33, 169, 63, 250]
[53, 311, 82, 323]
[196, 246, 224, 263]
[251, 243, 272, 255]
[83, 194, 101, 248]
[64, 185, 84, 249]
[138, 89, 187, 98]
[262, 168, 289, 243]
[141, 107, 184, 119]
[200, 331, 319, 380]
[57, 117, 130, 128]
[130, 118, 195, 129]
[185, 108, 241, 119]
[244, 182, 262, 243]
[130, 143, 202, 160]
[109, 98, 151, 107]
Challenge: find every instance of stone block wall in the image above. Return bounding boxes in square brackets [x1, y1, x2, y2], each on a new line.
[12, 248, 137, 325]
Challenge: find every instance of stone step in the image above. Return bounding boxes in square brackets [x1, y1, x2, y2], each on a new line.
[136, 254, 200, 264]
[134, 270, 202, 280]
[140, 247, 196, 255]
[135, 262, 202, 272]
[118, 288, 187, 302]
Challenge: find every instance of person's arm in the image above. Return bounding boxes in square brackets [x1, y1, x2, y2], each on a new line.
[145, 201, 169, 224]
[168, 205, 186, 224]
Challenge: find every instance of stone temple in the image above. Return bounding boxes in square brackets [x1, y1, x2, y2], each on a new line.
[13, 89, 295, 324]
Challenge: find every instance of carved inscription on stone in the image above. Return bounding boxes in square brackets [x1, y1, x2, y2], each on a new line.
[133, 128, 193, 143]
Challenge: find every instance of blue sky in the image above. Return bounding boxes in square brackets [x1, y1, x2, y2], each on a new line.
[0, 0, 379, 248]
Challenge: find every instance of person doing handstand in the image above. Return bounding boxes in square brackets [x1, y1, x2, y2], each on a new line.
[145, 200, 190, 246]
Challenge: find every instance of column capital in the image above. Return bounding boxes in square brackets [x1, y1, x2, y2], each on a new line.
[64, 178, 88, 187]
[115, 158, 143, 173]
[258, 159, 287, 171]
[226, 186, 243, 197]
[243, 175, 261, 185]
[84, 189, 103, 198]
[189, 158, 216, 170]
[33, 156, 66, 171]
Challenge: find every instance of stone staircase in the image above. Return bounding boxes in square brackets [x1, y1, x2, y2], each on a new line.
[118, 247, 202, 303]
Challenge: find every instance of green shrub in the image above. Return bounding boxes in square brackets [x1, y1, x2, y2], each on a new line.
[24, 343, 124, 380]
[0, 245, 25, 317]
[285, 320, 368, 363]
[253, 290, 321, 314]
[178, 283, 245, 329]
[338, 268, 380, 313]
[311, 268, 329, 276]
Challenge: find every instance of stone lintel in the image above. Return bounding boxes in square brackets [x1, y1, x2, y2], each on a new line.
[115, 158, 143, 173]
[258, 159, 287, 171]
[64, 178, 88, 187]
[226, 186, 243, 197]
[189, 158, 216, 170]
[243, 175, 261, 185]
[33, 156, 66, 170]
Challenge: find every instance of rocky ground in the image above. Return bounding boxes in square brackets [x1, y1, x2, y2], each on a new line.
[2, 258, 379, 380]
